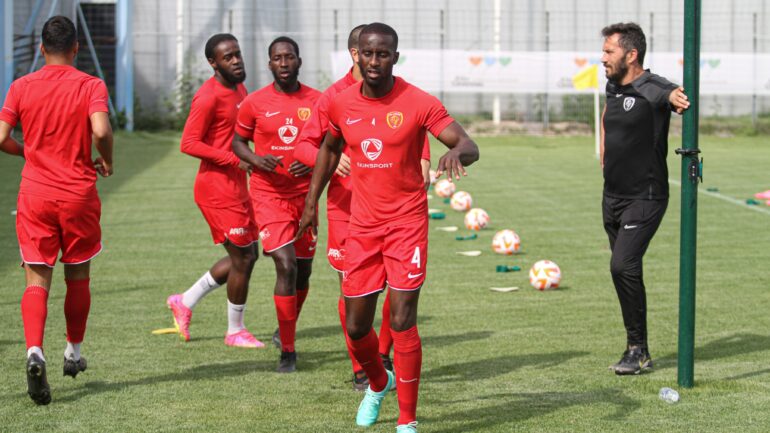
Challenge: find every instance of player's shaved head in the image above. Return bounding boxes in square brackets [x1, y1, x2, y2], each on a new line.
[347, 24, 368, 50]
[602, 22, 646, 66]
[42, 16, 77, 54]
[359, 22, 398, 51]
[269, 36, 300, 58]
[205, 33, 238, 60]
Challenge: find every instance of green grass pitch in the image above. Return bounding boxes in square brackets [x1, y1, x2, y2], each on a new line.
[0, 131, 769, 432]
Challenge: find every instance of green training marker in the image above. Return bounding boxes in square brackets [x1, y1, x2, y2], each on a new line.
[746, 199, 761, 205]
[429, 212, 446, 219]
[496, 265, 521, 273]
[455, 234, 478, 241]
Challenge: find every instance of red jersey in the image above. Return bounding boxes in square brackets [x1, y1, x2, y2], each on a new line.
[294, 69, 431, 222]
[0, 65, 109, 202]
[235, 83, 321, 198]
[327, 77, 453, 230]
[181, 77, 248, 208]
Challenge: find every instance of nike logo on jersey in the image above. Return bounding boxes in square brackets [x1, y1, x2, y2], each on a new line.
[308, 245, 315, 251]
[236, 103, 242, 109]
[399, 377, 419, 383]
[615, 93, 623, 98]
[407, 272, 424, 279]
[346, 117, 362, 125]
[624, 224, 638, 230]
[265, 111, 281, 117]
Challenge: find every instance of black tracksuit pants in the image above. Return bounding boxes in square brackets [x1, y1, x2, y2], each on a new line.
[602, 194, 668, 347]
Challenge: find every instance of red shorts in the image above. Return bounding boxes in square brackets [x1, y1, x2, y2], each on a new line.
[198, 201, 258, 247]
[252, 194, 317, 258]
[326, 219, 348, 272]
[342, 217, 428, 297]
[16, 193, 102, 267]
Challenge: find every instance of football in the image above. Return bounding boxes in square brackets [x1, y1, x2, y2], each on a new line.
[450, 191, 473, 212]
[529, 260, 561, 290]
[491, 229, 520, 255]
[435, 179, 456, 198]
[464, 208, 490, 230]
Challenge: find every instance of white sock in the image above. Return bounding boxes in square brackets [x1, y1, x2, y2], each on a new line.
[27, 346, 45, 362]
[227, 301, 246, 335]
[64, 342, 81, 360]
[182, 272, 221, 309]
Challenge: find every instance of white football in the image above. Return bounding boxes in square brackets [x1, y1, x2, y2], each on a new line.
[491, 229, 520, 255]
[450, 191, 473, 212]
[435, 179, 456, 198]
[464, 208, 490, 230]
[429, 169, 438, 185]
[529, 260, 561, 290]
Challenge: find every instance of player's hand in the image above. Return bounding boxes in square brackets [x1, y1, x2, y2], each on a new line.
[436, 149, 467, 182]
[295, 202, 317, 243]
[335, 153, 351, 177]
[253, 154, 284, 172]
[289, 160, 312, 177]
[237, 159, 252, 172]
[669, 87, 690, 114]
[94, 157, 113, 177]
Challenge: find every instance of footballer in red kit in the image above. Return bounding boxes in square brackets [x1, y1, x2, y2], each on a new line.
[233, 36, 321, 373]
[297, 23, 479, 432]
[166, 34, 265, 350]
[293, 24, 432, 391]
[0, 16, 114, 405]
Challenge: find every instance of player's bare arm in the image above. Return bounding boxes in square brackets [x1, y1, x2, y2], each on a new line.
[0, 121, 24, 157]
[669, 86, 690, 114]
[435, 121, 480, 181]
[296, 131, 344, 241]
[232, 133, 284, 172]
[91, 112, 113, 177]
[421, 158, 431, 190]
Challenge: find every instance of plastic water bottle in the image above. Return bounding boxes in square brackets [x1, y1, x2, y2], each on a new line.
[658, 387, 680, 404]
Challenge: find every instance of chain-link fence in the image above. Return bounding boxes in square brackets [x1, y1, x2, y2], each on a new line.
[11, 0, 770, 132]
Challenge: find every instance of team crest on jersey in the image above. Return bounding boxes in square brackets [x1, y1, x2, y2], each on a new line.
[278, 125, 298, 144]
[297, 107, 311, 121]
[361, 138, 383, 161]
[623, 97, 636, 112]
[386, 111, 404, 129]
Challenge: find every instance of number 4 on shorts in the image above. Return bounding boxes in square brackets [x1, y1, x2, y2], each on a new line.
[411, 247, 420, 268]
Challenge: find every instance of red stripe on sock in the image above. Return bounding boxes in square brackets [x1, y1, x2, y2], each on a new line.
[392, 326, 422, 425]
[296, 287, 309, 315]
[338, 296, 362, 372]
[349, 328, 388, 392]
[64, 278, 91, 344]
[378, 290, 393, 356]
[21, 285, 48, 349]
[274, 295, 297, 352]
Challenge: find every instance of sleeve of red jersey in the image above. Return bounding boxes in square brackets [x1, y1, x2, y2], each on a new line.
[326, 96, 343, 139]
[180, 94, 240, 167]
[293, 93, 331, 167]
[89, 80, 110, 115]
[234, 98, 257, 140]
[0, 81, 20, 127]
[423, 94, 455, 138]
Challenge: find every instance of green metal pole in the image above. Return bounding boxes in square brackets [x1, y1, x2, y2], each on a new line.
[677, 0, 701, 388]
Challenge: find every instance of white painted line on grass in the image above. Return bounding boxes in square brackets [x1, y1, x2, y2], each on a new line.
[670, 179, 770, 216]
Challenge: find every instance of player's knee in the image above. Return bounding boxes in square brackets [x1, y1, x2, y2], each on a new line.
[610, 256, 641, 278]
[389, 310, 417, 332]
[273, 255, 297, 279]
[346, 321, 371, 341]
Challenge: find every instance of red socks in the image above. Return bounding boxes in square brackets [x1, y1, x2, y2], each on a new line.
[392, 326, 422, 425]
[296, 287, 309, 315]
[64, 279, 91, 343]
[338, 296, 363, 372]
[21, 286, 49, 349]
[274, 295, 297, 352]
[348, 328, 388, 392]
[378, 291, 393, 356]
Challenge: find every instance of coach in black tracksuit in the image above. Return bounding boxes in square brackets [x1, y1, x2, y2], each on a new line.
[599, 23, 690, 375]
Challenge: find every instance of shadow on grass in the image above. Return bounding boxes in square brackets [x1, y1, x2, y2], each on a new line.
[54, 359, 275, 404]
[422, 331, 493, 348]
[655, 333, 770, 370]
[426, 388, 639, 432]
[424, 350, 589, 383]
